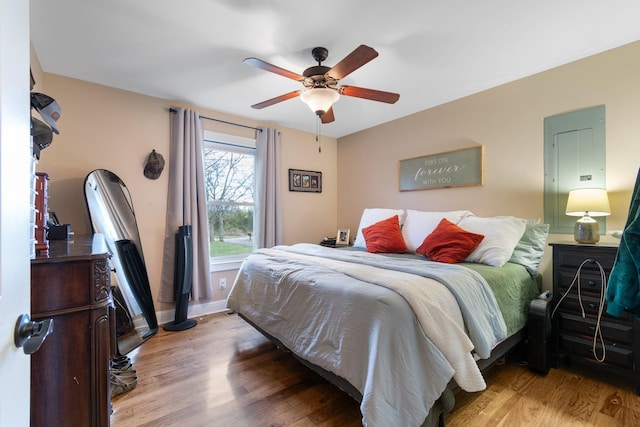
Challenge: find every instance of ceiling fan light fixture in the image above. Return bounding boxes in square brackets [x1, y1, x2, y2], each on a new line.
[245, 45, 398, 123]
[300, 88, 339, 116]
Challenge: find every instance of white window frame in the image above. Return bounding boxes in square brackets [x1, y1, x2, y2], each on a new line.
[204, 130, 256, 271]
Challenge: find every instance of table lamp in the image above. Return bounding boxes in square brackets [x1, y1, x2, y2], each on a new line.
[565, 188, 611, 244]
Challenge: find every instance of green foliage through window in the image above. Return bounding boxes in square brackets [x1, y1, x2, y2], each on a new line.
[204, 136, 255, 258]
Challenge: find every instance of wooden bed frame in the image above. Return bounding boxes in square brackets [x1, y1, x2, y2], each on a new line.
[239, 313, 527, 427]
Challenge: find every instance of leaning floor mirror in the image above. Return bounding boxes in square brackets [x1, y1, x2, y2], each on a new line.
[84, 169, 158, 355]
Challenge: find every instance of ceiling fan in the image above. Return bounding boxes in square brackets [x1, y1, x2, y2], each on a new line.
[244, 45, 400, 124]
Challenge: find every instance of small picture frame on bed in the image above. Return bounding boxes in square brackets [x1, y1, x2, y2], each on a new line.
[336, 228, 350, 246]
[289, 169, 322, 193]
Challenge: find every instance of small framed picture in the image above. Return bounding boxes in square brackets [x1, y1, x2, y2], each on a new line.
[336, 228, 350, 246]
[289, 169, 322, 192]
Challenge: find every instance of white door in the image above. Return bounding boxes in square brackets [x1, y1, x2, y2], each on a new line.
[0, 1, 33, 426]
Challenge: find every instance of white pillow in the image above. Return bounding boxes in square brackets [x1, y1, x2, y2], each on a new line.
[353, 208, 405, 248]
[459, 216, 527, 267]
[402, 210, 473, 252]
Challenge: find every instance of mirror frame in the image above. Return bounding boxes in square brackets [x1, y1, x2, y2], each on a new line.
[84, 169, 158, 354]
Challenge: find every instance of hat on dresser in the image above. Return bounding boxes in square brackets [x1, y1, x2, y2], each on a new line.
[31, 116, 53, 150]
[30, 92, 62, 134]
[30, 116, 54, 160]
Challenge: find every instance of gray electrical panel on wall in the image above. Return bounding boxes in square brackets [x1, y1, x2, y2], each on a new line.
[544, 105, 606, 234]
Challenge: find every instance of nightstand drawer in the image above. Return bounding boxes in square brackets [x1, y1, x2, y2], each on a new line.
[554, 248, 616, 271]
[555, 293, 632, 323]
[557, 312, 634, 346]
[556, 270, 607, 298]
[559, 334, 633, 369]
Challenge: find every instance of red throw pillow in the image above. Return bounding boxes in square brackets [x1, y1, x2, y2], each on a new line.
[416, 218, 484, 263]
[361, 215, 408, 254]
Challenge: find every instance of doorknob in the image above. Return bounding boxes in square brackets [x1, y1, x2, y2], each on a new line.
[14, 314, 54, 354]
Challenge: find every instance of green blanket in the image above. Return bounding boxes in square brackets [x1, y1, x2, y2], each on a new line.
[339, 248, 542, 336]
[462, 262, 541, 335]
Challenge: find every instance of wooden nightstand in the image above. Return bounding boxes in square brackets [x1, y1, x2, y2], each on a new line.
[550, 242, 640, 394]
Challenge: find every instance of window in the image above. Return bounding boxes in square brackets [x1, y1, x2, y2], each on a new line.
[203, 131, 255, 268]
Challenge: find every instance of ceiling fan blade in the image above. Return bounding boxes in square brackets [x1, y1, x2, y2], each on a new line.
[327, 45, 378, 80]
[243, 57, 305, 81]
[320, 107, 335, 124]
[340, 86, 400, 104]
[251, 91, 301, 109]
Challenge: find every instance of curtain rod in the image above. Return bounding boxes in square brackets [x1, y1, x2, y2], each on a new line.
[169, 108, 262, 132]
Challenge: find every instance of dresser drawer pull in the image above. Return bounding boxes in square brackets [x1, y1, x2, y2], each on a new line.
[587, 280, 596, 287]
[588, 303, 597, 310]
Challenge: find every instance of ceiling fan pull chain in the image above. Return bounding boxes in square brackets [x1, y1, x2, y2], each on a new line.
[316, 116, 322, 153]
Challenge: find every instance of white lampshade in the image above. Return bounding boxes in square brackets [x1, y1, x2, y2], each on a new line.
[565, 188, 611, 217]
[565, 188, 610, 244]
[300, 88, 340, 115]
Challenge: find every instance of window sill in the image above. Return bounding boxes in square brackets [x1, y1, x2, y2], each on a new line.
[210, 257, 245, 272]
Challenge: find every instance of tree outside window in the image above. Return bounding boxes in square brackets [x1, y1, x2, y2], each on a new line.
[203, 136, 255, 260]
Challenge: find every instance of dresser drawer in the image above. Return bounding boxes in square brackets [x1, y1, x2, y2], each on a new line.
[557, 312, 634, 346]
[559, 334, 633, 369]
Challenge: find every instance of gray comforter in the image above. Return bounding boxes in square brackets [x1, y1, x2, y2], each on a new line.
[226, 243, 507, 427]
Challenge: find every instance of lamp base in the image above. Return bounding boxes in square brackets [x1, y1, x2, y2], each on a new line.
[574, 216, 600, 244]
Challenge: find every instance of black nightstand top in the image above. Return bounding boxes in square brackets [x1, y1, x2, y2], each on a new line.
[549, 240, 619, 249]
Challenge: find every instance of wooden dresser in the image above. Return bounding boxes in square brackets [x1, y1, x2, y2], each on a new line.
[30, 234, 113, 427]
[550, 242, 640, 394]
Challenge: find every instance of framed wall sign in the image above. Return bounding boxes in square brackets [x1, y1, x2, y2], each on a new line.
[289, 169, 322, 193]
[399, 145, 484, 191]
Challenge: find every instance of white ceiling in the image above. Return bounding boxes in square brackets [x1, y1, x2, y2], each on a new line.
[30, 0, 640, 138]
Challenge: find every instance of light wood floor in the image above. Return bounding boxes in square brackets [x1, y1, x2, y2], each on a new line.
[111, 312, 640, 427]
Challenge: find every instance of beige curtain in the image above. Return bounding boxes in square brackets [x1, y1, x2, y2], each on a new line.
[254, 127, 282, 248]
[159, 108, 212, 302]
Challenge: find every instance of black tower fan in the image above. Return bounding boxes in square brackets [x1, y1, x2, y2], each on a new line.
[528, 292, 552, 374]
[163, 225, 197, 331]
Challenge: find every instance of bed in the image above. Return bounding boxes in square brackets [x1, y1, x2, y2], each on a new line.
[226, 209, 548, 427]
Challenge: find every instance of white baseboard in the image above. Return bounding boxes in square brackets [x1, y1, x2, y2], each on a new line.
[156, 299, 229, 326]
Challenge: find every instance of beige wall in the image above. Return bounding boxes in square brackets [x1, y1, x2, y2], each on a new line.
[32, 69, 337, 313]
[338, 41, 640, 289]
[32, 40, 640, 308]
